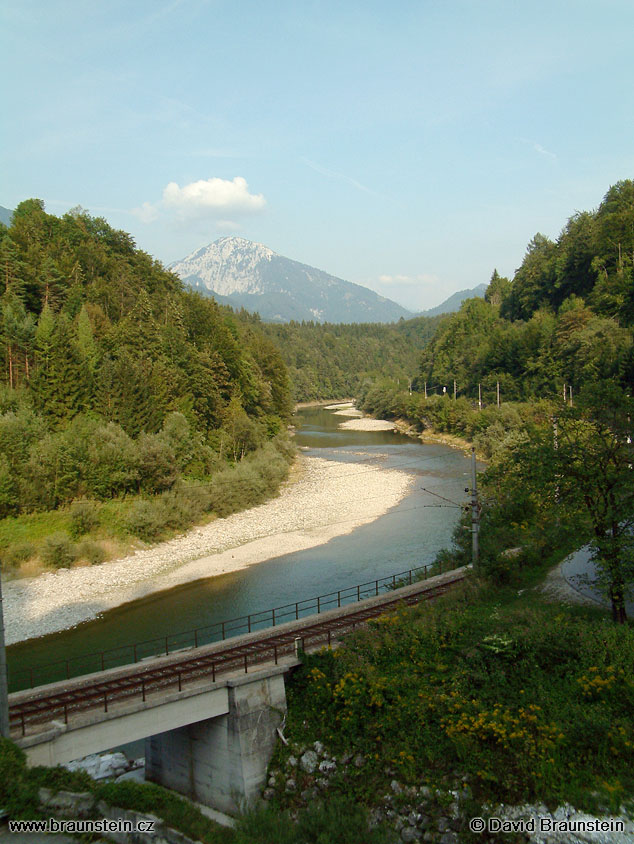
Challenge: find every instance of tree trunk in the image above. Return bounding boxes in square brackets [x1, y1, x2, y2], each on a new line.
[610, 581, 628, 624]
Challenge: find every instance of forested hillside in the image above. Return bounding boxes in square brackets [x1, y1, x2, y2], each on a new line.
[357, 180, 634, 621]
[258, 315, 441, 401]
[415, 180, 634, 402]
[0, 200, 293, 563]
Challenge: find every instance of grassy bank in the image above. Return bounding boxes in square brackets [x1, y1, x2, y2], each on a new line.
[0, 434, 295, 577]
[356, 380, 555, 463]
[262, 576, 633, 831]
[4, 564, 632, 842]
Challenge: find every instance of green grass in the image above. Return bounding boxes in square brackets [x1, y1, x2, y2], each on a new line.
[0, 741, 233, 843]
[275, 579, 634, 817]
[0, 436, 295, 572]
[0, 509, 72, 547]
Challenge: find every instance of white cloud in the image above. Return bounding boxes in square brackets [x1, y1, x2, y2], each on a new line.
[131, 201, 160, 223]
[163, 176, 266, 215]
[378, 273, 439, 286]
[533, 142, 557, 160]
[216, 219, 242, 232]
[301, 157, 376, 196]
[520, 138, 557, 160]
[134, 176, 266, 223]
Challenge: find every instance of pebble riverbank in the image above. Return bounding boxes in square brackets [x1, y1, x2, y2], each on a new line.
[4, 453, 413, 645]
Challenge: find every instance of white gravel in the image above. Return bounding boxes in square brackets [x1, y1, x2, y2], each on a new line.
[333, 408, 364, 417]
[4, 454, 413, 645]
[338, 418, 397, 431]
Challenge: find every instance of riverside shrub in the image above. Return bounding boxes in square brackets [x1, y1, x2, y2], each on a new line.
[69, 497, 101, 538]
[283, 586, 634, 811]
[3, 540, 36, 569]
[76, 539, 106, 565]
[41, 533, 77, 568]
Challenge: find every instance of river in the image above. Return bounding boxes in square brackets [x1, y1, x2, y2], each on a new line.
[7, 407, 472, 691]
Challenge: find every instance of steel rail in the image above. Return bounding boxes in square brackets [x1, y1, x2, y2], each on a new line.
[9, 574, 464, 738]
[9, 562, 441, 692]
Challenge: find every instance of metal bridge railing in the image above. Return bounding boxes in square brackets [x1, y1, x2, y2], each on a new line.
[9, 560, 450, 693]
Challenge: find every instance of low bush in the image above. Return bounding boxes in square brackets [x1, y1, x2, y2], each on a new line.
[69, 497, 101, 539]
[76, 539, 106, 565]
[1, 740, 231, 843]
[124, 499, 165, 542]
[0, 738, 40, 820]
[233, 796, 392, 843]
[281, 585, 634, 814]
[2, 540, 36, 569]
[40, 533, 77, 568]
[95, 781, 230, 844]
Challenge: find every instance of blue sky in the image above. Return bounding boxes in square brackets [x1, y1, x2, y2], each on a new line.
[2, 0, 633, 311]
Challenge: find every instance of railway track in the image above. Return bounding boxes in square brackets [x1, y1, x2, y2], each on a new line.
[10, 571, 464, 739]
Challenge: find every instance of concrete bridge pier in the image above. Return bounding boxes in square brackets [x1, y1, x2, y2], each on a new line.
[145, 669, 287, 815]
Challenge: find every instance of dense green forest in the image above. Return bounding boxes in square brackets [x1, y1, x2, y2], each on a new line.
[359, 180, 634, 437]
[414, 180, 634, 402]
[0, 200, 293, 564]
[258, 315, 441, 401]
[357, 180, 634, 621]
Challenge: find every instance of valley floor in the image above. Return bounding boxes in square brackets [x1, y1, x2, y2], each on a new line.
[4, 451, 413, 645]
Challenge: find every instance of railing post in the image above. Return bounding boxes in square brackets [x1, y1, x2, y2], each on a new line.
[409, 569, 413, 585]
[222, 621, 226, 640]
[64, 703, 68, 724]
[375, 580, 379, 596]
[212, 663, 216, 682]
[338, 590, 341, 607]
[295, 602, 299, 620]
[178, 672, 182, 692]
[274, 644, 278, 665]
[104, 693, 108, 713]
[357, 585, 360, 601]
[328, 630, 331, 647]
[142, 681, 146, 702]
[21, 712, 25, 736]
[244, 654, 248, 673]
[248, 615, 251, 634]
[317, 596, 321, 614]
[393, 574, 396, 588]
[272, 608, 276, 627]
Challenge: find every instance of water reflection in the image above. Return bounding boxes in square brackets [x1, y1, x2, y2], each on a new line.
[8, 407, 470, 687]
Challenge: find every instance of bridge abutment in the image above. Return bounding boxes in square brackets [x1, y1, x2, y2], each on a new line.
[145, 670, 287, 814]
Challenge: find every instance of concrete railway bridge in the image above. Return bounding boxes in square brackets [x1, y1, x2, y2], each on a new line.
[10, 566, 468, 814]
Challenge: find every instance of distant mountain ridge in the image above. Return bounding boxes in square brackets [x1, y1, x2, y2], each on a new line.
[0, 206, 13, 227]
[170, 237, 413, 324]
[421, 284, 487, 316]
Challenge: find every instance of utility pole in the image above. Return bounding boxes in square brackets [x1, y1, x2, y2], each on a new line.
[453, 380, 457, 401]
[569, 385, 573, 407]
[424, 381, 427, 400]
[0, 572, 9, 738]
[470, 447, 479, 570]
[563, 382, 566, 404]
[478, 383, 482, 411]
[552, 416, 560, 522]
